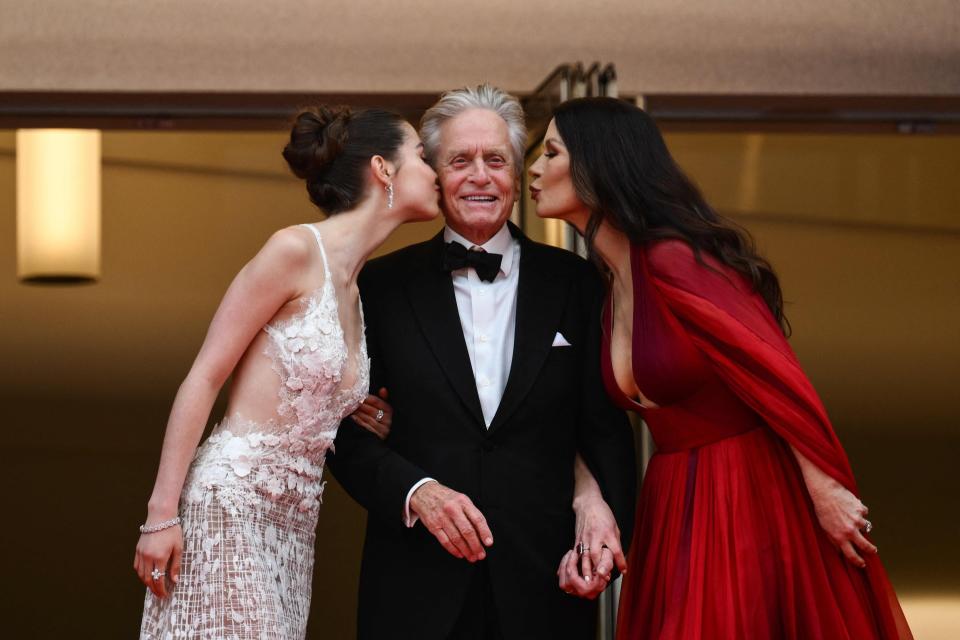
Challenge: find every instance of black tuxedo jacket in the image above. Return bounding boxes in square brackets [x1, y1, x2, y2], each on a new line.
[329, 225, 636, 639]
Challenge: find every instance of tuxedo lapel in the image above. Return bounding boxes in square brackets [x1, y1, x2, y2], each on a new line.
[488, 232, 569, 434]
[404, 232, 486, 430]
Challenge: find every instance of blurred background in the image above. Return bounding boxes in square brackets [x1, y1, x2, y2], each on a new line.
[1, 1, 958, 637]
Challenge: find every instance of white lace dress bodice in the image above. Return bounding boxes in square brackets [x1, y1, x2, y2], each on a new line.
[141, 224, 369, 639]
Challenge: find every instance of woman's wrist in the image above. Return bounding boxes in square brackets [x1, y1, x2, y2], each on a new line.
[805, 473, 841, 504]
[572, 487, 604, 511]
[147, 497, 179, 521]
[139, 516, 182, 534]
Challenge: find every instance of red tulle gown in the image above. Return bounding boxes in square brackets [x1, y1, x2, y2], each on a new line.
[607, 240, 912, 640]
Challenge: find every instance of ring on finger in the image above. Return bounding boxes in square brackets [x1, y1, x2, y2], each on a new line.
[863, 519, 873, 534]
[375, 409, 384, 422]
[576, 541, 590, 555]
[150, 568, 165, 581]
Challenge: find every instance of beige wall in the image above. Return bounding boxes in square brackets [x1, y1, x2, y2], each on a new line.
[667, 132, 960, 433]
[1, 0, 958, 95]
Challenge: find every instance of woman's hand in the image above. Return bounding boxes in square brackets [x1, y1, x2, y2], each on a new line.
[792, 446, 876, 568]
[134, 525, 183, 598]
[562, 453, 626, 600]
[808, 476, 877, 568]
[350, 387, 392, 439]
[573, 491, 627, 584]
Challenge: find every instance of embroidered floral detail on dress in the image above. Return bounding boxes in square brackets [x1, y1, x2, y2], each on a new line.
[141, 226, 369, 640]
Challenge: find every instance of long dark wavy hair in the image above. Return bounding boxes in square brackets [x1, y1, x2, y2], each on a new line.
[553, 97, 790, 335]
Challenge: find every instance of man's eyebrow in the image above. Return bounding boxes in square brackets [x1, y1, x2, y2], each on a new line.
[444, 146, 510, 159]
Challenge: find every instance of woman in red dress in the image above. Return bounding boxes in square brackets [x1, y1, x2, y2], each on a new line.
[530, 97, 912, 639]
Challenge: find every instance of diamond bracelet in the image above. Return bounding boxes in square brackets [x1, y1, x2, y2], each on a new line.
[139, 516, 182, 534]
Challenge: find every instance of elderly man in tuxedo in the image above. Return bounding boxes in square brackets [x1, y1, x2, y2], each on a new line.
[329, 84, 636, 640]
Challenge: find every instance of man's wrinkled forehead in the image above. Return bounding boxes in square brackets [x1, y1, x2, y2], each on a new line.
[437, 109, 512, 158]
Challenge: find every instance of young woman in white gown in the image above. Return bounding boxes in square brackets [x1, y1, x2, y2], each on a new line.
[135, 105, 440, 639]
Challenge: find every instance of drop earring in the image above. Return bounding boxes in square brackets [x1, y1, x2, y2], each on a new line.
[386, 183, 394, 209]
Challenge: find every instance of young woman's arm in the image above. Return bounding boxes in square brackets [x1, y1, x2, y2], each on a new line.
[133, 228, 311, 597]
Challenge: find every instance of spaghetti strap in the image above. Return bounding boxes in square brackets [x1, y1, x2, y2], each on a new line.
[300, 224, 331, 276]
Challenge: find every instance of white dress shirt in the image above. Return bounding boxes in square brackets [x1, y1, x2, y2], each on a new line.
[404, 223, 521, 526]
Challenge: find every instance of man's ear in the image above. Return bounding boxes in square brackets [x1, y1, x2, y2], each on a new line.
[370, 155, 395, 187]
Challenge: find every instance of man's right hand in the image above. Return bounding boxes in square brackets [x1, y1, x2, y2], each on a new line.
[410, 481, 493, 562]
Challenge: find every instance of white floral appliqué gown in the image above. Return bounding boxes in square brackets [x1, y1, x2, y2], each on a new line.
[141, 225, 369, 639]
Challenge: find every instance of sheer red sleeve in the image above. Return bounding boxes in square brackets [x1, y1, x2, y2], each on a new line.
[644, 239, 858, 493]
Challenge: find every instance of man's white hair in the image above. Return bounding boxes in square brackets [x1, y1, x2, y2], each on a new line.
[420, 84, 527, 178]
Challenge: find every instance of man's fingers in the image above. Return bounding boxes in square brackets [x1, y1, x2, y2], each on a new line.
[453, 515, 485, 559]
[441, 525, 470, 560]
[563, 551, 580, 586]
[442, 517, 476, 561]
[558, 551, 573, 592]
[463, 504, 493, 547]
[434, 528, 464, 559]
[564, 552, 597, 598]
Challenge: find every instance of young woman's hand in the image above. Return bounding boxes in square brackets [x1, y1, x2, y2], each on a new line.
[351, 387, 393, 439]
[134, 525, 184, 598]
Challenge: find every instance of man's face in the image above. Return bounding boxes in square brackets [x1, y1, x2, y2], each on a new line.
[435, 108, 517, 243]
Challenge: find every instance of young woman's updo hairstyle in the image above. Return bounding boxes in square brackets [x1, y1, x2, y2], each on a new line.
[283, 105, 406, 214]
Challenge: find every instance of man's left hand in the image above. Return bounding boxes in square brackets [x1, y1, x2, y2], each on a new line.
[557, 548, 610, 600]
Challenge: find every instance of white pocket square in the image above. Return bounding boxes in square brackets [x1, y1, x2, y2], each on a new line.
[552, 332, 572, 347]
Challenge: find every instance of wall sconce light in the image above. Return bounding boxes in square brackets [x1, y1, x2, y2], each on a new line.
[17, 129, 101, 284]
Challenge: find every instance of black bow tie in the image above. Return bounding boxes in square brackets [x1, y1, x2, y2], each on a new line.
[441, 242, 503, 283]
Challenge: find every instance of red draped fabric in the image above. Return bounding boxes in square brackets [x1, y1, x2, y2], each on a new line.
[608, 240, 912, 639]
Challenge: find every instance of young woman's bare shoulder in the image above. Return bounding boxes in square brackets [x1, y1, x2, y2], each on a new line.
[256, 226, 315, 270]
